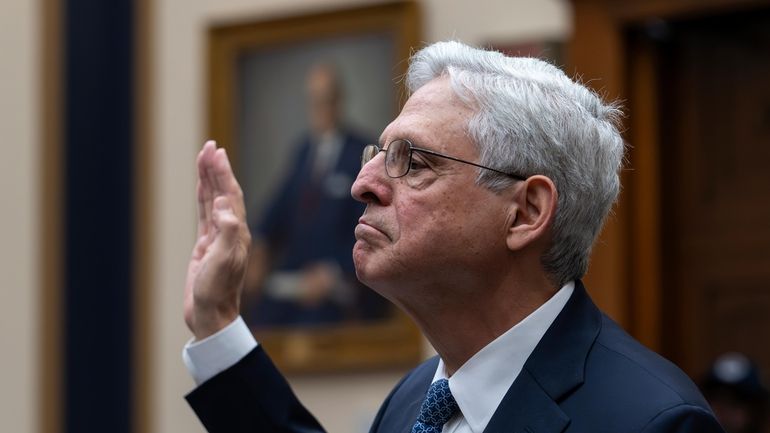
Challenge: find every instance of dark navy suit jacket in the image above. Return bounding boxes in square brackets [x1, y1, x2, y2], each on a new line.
[187, 281, 725, 433]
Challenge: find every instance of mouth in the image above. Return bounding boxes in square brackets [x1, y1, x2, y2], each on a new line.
[356, 217, 391, 242]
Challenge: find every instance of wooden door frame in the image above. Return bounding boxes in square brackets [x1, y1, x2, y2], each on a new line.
[568, 0, 770, 352]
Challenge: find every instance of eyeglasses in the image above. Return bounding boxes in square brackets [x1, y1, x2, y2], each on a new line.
[361, 139, 526, 180]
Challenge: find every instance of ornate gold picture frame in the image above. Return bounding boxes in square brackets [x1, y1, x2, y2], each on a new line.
[208, 1, 422, 374]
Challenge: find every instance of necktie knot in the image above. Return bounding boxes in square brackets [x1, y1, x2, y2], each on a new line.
[411, 379, 459, 433]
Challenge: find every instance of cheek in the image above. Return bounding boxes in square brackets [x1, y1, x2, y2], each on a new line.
[394, 195, 459, 254]
[394, 195, 437, 241]
[404, 192, 507, 259]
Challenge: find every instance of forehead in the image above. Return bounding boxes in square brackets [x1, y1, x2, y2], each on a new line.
[379, 77, 476, 155]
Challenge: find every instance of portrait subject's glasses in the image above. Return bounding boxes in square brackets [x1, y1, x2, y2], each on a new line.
[361, 139, 527, 180]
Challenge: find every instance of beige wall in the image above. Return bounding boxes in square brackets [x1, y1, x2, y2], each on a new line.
[151, 1, 568, 433]
[0, 0, 39, 432]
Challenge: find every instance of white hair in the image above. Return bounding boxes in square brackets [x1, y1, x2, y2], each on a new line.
[406, 41, 625, 286]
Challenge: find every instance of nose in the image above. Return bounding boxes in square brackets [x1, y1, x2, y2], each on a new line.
[351, 152, 392, 206]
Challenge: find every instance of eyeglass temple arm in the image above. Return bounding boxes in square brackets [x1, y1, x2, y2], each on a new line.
[411, 147, 527, 180]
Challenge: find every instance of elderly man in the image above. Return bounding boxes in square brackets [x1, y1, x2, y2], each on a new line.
[182, 42, 724, 432]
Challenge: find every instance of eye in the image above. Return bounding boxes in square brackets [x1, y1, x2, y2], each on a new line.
[409, 158, 428, 172]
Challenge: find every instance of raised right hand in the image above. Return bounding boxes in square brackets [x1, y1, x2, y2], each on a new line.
[183, 141, 252, 341]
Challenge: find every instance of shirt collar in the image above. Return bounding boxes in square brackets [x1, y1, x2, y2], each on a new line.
[431, 281, 575, 433]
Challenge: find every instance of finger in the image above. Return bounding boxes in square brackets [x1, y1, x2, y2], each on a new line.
[196, 178, 217, 245]
[198, 140, 216, 172]
[213, 148, 247, 220]
[208, 147, 225, 193]
[196, 180, 207, 238]
[197, 142, 216, 236]
[206, 147, 224, 205]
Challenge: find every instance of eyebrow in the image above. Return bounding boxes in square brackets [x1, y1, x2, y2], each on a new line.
[379, 134, 432, 149]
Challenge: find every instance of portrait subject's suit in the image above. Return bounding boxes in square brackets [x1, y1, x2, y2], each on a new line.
[186, 281, 723, 433]
[255, 130, 366, 276]
[249, 130, 390, 326]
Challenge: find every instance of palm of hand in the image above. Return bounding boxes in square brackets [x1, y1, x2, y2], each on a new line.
[183, 141, 251, 340]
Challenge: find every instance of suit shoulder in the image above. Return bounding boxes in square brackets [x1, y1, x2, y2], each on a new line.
[586, 314, 711, 411]
[560, 316, 720, 432]
[639, 403, 725, 433]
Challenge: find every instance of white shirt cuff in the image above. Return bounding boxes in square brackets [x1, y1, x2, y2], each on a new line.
[182, 316, 258, 386]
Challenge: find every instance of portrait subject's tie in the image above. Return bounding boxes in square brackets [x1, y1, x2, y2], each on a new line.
[411, 379, 459, 433]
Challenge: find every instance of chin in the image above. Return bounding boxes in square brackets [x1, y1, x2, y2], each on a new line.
[353, 258, 385, 294]
[354, 266, 400, 303]
[352, 243, 401, 297]
[352, 241, 376, 274]
[352, 260, 375, 287]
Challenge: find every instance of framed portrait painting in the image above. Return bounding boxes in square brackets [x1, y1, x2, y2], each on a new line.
[208, 1, 422, 373]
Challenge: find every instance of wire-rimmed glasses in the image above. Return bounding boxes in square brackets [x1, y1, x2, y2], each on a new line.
[361, 139, 526, 180]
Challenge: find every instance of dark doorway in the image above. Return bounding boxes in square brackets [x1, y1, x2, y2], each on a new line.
[652, 9, 770, 379]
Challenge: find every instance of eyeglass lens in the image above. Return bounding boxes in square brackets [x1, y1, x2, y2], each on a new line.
[386, 140, 410, 177]
[361, 145, 379, 169]
[361, 140, 412, 178]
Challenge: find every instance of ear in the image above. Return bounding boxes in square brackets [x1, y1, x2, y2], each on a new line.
[505, 175, 558, 252]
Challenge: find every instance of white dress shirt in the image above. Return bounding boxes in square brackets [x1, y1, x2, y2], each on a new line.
[183, 282, 575, 433]
[434, 281, 573, 433]
[183, 316, 258, 385]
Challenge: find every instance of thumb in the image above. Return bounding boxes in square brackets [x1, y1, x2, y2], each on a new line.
[212, 196, 241, 243]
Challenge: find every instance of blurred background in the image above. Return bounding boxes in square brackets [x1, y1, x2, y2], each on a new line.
[1, 0, 769, 432]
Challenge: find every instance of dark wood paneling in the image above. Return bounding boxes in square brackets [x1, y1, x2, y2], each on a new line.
[571, 0, 770, 368]
[40, 0, 64, 431]
[659, 12, 770, 376]
[133, 0, 152, 431]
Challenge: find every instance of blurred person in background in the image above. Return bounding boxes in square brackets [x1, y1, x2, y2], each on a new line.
[701, 353, 769, 433]
[243, 63, 387, 327]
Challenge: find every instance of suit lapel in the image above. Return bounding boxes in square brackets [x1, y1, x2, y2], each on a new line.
[383, 388, 424, 433]
[398, 393, 425, 433]
[483, 281, 602, 433]
[373, 357, 438, 433]
[483, 369, 569, 433]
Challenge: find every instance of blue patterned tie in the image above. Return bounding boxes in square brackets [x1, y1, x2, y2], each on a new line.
[411, 379, 459, 433]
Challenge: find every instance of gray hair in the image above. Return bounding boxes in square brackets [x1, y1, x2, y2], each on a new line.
[406, 41, 625, 286]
